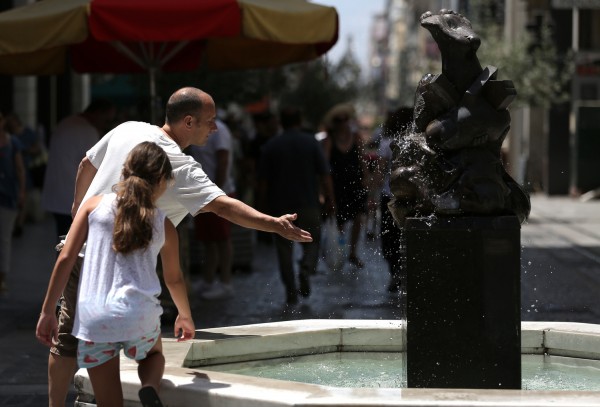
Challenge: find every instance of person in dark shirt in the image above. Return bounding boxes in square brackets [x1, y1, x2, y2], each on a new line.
[258, 106, 334, 304]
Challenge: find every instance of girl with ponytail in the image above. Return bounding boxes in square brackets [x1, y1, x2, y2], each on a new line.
[37, 141, 194, 407]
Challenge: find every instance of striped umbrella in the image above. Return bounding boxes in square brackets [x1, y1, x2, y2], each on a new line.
[0, 0, 338, 120]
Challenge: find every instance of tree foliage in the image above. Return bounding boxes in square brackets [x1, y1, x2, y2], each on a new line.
[278, 53, 362, 129]
[468, 2, 573, 107]
[158, 67, 288, 107]
[124, 52, 365, 129]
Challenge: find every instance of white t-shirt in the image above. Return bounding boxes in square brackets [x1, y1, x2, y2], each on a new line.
[187, 119, 236, 195]
[72, 193, 164, 342]
[82, 121, 225, 226]
[42, 115, 100, 215]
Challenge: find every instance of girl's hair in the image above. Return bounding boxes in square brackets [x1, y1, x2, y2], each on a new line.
[112, 142, 173, 254]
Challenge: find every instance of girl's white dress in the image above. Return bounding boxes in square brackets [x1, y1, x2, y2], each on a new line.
[72, 193, 166, 343]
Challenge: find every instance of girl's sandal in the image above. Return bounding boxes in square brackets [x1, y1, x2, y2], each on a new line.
[139, 386, 164, 407]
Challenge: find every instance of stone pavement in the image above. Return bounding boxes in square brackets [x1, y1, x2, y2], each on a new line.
[1, 194, 599, 406]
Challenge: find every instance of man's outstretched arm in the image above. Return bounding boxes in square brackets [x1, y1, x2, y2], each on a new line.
[202, 195, 312, 243]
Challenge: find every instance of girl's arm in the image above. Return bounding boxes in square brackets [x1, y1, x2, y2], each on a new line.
[160, 219, 195, 341]
[35, 196, 100, 347]
[72, 156, 98, 217]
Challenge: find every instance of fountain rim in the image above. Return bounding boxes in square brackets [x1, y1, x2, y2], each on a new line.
[74, 319, 600, 407]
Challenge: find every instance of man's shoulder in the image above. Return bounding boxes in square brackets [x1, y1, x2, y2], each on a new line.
[98, 122, 181, 158]
[113, 121, 154, 131]
[109, 122, 166, 144]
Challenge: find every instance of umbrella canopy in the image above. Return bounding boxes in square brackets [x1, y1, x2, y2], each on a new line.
[0, 0, 338, 74]
[0, 0, 338, 122]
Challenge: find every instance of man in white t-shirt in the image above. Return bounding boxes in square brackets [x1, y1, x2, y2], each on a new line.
[47, 87, 312, 406]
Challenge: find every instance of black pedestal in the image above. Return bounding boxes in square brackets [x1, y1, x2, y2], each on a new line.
[405, 216, 521, 389]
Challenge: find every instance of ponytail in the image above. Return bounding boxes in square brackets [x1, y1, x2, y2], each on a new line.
[112, 142, 173, 254]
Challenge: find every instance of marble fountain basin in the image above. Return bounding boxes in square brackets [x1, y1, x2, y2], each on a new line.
[74, 319, 600, 406]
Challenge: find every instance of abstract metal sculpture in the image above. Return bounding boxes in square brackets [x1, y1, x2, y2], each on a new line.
[389, 9, 530, 226]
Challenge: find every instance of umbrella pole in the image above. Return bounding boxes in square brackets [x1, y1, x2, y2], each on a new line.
[108, 42, 162, 124]
[149, 67, 158, 125]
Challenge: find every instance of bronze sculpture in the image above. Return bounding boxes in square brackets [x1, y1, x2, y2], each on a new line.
[388, 9, 530, 226]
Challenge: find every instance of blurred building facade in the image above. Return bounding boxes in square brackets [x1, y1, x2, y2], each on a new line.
[369, 0, 600, 196]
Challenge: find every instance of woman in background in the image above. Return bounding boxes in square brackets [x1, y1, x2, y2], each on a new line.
[321, 104, 368, 268]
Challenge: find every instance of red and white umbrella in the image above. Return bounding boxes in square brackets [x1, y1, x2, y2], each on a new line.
[0, 0, 339, 121]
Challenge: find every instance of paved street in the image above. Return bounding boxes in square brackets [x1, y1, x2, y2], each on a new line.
[1, 194, 599, 405]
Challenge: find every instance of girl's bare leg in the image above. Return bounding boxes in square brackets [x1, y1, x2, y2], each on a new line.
[87, 356, 123, 407]
[137, 337, 165, 393]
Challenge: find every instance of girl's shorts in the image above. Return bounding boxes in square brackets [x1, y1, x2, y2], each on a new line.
[77, 326, 161, 369]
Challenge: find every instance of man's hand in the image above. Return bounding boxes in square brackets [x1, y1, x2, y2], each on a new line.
[276, 213, 313, 242]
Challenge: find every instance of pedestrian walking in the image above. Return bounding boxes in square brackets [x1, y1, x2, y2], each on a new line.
[4, 111, 46, 237]
[258, 106, 334, 304]
[0, 111, 26, 296]
[188, 118, 236, 300]
[41, 99, 116, 238]
[320, 104, 368, 268]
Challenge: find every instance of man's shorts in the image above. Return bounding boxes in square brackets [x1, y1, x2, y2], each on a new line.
[77, 325, 161, 369]
[50, 252, 83, 358]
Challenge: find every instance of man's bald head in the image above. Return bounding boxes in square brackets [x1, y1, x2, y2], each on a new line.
[165, 87, 212, 125]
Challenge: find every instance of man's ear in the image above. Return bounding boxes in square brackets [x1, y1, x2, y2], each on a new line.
[184, 115, 194, 128]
